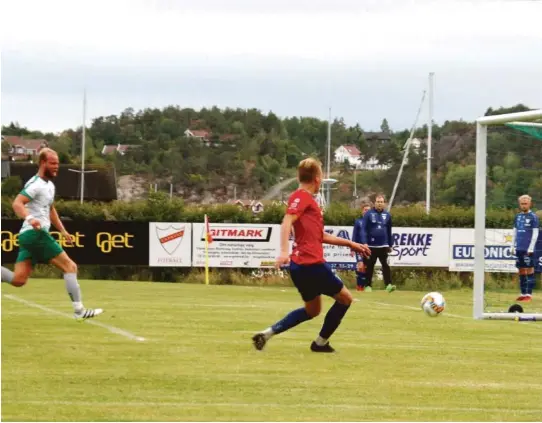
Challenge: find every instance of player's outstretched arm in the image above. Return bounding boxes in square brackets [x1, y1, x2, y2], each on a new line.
[323, 233, 371, 258]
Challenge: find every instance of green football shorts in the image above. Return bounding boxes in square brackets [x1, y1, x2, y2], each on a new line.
[16, 229, 64, 266]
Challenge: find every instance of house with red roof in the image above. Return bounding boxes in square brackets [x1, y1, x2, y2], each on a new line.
[1, 136, 49, 161]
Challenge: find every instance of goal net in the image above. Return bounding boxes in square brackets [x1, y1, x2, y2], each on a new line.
[473, 109, 542, 321]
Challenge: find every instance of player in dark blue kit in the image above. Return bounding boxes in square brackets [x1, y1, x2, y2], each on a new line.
[352, 203, 371, 291]
[513, 195, 540, 302]
[361, 195, 396, 292]
[252, 158, 371, 353]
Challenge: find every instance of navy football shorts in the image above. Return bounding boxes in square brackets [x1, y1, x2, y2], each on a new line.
[516, 251, 534, 269]
[289, 261, 344, 302]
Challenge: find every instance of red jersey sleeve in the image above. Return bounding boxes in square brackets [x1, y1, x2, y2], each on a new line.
[286, 191, 310, 217]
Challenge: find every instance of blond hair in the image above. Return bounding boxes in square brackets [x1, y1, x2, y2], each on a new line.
[518, 194, 532, 202]
[297, 158, 322, 183]
[38, 148, 58, 164]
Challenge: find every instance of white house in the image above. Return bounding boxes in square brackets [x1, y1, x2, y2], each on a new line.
[411, 138, 422, 152]
[358, 157, 390, 171]
[334, 145, 361, 168]
[101, 143, 138, 156]
[334, 144, 390, 170]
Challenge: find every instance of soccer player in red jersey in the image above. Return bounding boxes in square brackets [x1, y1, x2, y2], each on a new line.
[252, 158, 371, 352]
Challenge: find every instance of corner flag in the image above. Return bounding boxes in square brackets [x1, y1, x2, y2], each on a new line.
[204, 214, 212, 285]
[204, 214, 213, 244]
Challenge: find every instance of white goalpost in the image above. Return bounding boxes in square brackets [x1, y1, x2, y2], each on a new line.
[473, 109, 542, 321]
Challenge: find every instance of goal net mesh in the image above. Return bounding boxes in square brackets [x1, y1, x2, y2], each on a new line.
[482, 116, 542, 317]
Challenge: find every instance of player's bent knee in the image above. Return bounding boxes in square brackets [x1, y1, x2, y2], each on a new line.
[335, 288, 353, 306]
[305, 302, 321, 318]
[67, 261, 78, 274]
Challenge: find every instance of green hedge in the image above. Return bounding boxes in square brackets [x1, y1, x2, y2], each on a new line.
[1, 191, 535, 228]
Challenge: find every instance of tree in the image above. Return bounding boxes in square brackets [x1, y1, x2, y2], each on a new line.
[380, 118, 390, 133]
[1, 176, 22, 196]
[2, 141, 11, 155]
[437, 165, 476, 206]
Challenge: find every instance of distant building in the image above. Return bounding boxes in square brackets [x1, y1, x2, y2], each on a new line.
[2, 136, 49, 160]
[363, 131, 391, 142]
[184, 129, 237, 147]
[334, 144, 389, 170]
[334, 145, 361, 168]
[101, 143, 139, 156]
[227, 199, 265, 214]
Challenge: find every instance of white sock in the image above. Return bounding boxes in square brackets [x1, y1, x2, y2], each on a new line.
[315, 336, 328, 346]
[73, 301, 84, 312]
[261, 327, 274, 340]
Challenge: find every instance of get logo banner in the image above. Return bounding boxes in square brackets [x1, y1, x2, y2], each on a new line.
[1, 220, 148, 265]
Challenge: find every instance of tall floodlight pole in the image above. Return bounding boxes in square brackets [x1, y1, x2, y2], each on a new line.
[353, 168, 357, 198]
[322, 107, 337, 207]
[69, 89, 97, 203]
[426, 72, 434, 215]
[389, 89, 426, 210]
[327, 107, 331, 180]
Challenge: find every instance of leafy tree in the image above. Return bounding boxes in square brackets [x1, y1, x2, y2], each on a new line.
[1, 176, 22, 196]
[380, 118, 390, 133]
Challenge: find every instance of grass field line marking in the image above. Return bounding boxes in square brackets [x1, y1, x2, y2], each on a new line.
[5, 400, 542, 414]
[3, 294, 145, 342]
[367, 300, 468, 319]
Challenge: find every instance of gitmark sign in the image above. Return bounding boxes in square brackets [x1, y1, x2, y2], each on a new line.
[191, 223, 280, 268]
[149, 223, 192, 267]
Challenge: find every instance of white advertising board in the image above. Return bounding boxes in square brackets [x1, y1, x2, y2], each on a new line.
[322, 226, 451, 269]
[192, 223, 280, 268]
[149, 222, 192, 267]
[449, 228, 516, 273]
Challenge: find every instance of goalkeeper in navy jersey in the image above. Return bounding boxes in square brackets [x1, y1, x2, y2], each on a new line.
[360, 195, 396, 293]
[513, 195, 540, 302]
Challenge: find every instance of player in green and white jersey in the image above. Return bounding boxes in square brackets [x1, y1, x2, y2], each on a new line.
[1, 148, 103, 319]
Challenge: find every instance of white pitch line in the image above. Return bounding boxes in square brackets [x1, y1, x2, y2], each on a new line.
[5, 400, 542, 415]
[3, 294, 145, 342]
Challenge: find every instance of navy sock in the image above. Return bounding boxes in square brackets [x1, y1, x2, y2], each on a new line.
[527, 274, 536, 295]
[519, 274, 527, 295]
[356, 272, 366, 287]
[271, 307, 312, 335]
[319, 301, 350, 340]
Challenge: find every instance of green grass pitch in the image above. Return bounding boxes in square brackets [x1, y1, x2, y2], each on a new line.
[2, 279, 542, 421]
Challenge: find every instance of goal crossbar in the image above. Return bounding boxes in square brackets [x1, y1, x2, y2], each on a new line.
[474, 109, 542, 321]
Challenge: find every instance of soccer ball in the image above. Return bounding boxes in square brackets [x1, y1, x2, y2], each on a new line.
[421, 292, 446, 317]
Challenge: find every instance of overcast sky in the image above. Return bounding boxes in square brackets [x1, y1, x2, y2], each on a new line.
[1, 0, 541, 133]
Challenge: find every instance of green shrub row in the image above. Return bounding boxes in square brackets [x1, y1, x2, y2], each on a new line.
[1, 191, 532, 228]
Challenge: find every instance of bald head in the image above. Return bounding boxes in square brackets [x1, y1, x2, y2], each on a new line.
[38, 148, 59, 179]
[39, 148, 58, 164]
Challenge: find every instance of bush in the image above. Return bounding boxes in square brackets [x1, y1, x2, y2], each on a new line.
[2, 196, 519, 227]
[1, 176, 22, 197]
